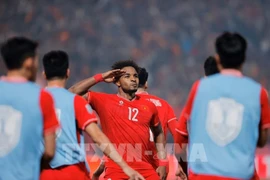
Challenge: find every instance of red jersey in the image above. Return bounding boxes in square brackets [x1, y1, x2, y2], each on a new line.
[87, 92, 160, 170]
[137, 91, 177, 139]
[136, 91, 177, 170]
[74, 95, 99, 143]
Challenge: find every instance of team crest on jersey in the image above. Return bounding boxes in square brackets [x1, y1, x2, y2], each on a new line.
[141, 105, 149, 111]
[0, 105, 22, 157]
[206, 98, 244, 147]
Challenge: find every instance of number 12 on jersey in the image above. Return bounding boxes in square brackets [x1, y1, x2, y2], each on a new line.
[128, 107, 139, 121]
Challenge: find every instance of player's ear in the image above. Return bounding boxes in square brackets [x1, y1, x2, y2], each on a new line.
[145, 81, 148, 90]
[215, 54, 223, 71]
[66, 68, 70, 79]
[115, 79, 121, 87]
[42, 71, 47, 79]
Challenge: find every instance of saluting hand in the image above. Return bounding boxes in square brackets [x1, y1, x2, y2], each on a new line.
[102, 69, 126, 83]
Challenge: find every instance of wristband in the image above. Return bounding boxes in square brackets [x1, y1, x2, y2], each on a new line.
[94, 74, 104, 83]
[159, 159, 169, 166]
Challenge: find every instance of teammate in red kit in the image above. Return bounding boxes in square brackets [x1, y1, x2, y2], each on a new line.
[40, 51, 144, 180]
[137, 68, 187, 180]
[0, 37, 59, 180]
[69, 60, 168, 180]
[176, 32, 270, 180]
[137, 68, 178, 140]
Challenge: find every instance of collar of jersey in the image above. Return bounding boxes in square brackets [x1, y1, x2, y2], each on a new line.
[0, 76, 28, 82]
[117, 93, 138, 102]
[220, 69, 243, 77]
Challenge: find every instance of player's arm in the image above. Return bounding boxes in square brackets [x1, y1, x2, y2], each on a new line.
[175, 81, 199, 178]
[165, 104, 188, 178]
[68, 69, 125, 96]
[175, 108, 189, 177]
[74, 96, 144, 180]
[166, 104, 178, 140]
[86, 124, 145, 179]
[40, 90, 60, 166]
[150, 108, 168, 180]
[257, 88, 270, 147]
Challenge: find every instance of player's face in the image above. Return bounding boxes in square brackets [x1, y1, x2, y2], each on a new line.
[117, 66, 139, 93]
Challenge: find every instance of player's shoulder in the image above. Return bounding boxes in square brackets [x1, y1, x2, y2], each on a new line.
[136, 95, 157, 109]
[26, 82, 45, 94]
[142, 93, 168, 107]
[200, 74, 220, 83]
[88, 91, 113, 98]
[26, 81, 42, 89]
[47, 87, 76, 98]
[242, 76, 262, 87]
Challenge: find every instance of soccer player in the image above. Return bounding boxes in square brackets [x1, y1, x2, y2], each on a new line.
[92, 67, 184, 180]
[175, 56, 220, 178]
[0, 37, 59, 180]
[69, 60, 168, 180]
[177, 56, 219, 140]
[40, 51, 144, 180]
[176, 32, 270, 179]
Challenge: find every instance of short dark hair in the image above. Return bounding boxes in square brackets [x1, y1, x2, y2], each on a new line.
[111, 60, 140, 81]
[204, 56, 219, 76]
[111, 60, 140, 72]
[215, 32, 247, 69]
[1, 37, 38, 70]
[138, 68, 148, 87]
[42, 50, 69, 80]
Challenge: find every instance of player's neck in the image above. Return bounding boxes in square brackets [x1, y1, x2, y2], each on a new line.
[47, 79, 66, 88]
[6, 70, 28, 80]
[136, 88, 146, 93]
[118, 89, 136, 101]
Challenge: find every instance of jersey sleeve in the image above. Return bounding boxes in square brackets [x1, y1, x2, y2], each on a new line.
[260, 87, 270, 129]
[74, 95, 98, 130]
[150, 104, 160, 127]
[176, 81, 200, 136]
[40, 89, 60, 135]
[166, 103, 178, 138]
[86, 91, 105, 111]
[167, 104, 177, 124]
[176, 107, 189, 136]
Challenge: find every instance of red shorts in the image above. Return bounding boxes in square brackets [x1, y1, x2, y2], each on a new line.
[104, 167, 159, 180]
[40, 162, 90, 180]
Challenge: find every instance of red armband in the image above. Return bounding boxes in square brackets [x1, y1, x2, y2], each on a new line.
[94, 74, 104, 83]
[159, 159, 169, 166]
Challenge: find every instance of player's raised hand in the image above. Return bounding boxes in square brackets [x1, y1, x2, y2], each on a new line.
[175, 164, 187, 180]
[156, 166, 168, 180]
[102, 69, 126, 83]
[122, 167, 145, 180]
